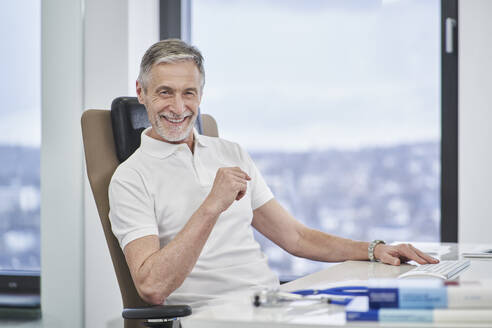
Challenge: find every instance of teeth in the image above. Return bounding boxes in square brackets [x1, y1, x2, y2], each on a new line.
[160, 115, 186, 123]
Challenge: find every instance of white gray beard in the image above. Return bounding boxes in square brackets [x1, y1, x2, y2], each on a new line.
[154, 114, 197, 142]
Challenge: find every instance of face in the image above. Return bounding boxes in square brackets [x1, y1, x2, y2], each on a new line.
[137, 61, 202, 147]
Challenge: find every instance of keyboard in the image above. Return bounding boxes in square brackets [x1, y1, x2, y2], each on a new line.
[398, 259, 471, 280]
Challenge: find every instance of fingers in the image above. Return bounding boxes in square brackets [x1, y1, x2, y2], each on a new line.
[409, 244, 440, 264]
[396, 244, 429, 265]
[233, 178, 248, 201]
[236, 190, 246, 201]
[377, 244, 440, 267]
[216, 167, 251, 181]
[218, 167, 250, 201]
[216, 168, 248, 201]
[229, 167, 251, 181]
[396, 244, 437, 265]
[207, 167, 252, 214]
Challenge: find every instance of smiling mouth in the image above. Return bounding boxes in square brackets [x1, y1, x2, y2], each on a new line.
[159, 114, 190, 124]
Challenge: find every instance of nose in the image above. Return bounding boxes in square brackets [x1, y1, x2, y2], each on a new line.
[169, 95, 186, 115]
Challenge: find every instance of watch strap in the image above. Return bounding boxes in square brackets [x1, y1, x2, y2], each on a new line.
[368, 240, 385, 262]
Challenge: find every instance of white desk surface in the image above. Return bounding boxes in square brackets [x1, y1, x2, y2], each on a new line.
[182, 243, 492, 328]
[1, 243, 490, 328]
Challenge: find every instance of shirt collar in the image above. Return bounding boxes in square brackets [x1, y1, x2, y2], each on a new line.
[140, 127, 208, 159]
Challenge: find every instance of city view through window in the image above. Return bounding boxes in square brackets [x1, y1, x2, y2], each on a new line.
[192, 0, 441, 277]
[0, 1, 41, 272]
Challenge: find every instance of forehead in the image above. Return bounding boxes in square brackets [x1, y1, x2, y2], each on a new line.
[148, 61, 201, 89]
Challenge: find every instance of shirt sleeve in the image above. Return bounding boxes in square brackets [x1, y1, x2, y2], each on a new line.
[238, 146, 274, 210]
[108, 166, 158, 250]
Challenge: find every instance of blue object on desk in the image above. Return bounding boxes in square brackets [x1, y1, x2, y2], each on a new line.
[291, 286, 368, 306]
[291, 286, 369, 297]
[253, 287, 366, 307]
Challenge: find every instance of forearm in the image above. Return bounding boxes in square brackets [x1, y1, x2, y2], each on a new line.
[294, 229, 439, 266]
[254, 199, 437, 266]
[135, 201, 219, 304]
[293, 228, 369, 262]
[253, 200, 369, 262]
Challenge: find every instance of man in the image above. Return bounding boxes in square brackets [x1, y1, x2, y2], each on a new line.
[109, 39, 438, 309]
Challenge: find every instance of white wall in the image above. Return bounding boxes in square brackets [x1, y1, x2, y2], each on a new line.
[459, 0, 492, 243]
[83, 0, 129, 327]
[41, 0, 85, 327]
[84, 1, 159, 327]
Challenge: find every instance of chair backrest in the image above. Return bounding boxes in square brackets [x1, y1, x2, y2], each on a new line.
[81, 99, 218, 328]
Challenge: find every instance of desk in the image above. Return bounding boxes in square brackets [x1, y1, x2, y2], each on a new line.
[182, 243, 492, 328]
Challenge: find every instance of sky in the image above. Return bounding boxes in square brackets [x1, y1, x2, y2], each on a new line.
[192, 0, 441, 151]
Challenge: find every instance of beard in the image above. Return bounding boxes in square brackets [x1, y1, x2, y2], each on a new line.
[153, 110, 197, 142]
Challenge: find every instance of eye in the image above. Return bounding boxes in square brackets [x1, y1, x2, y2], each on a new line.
[160, 90, 169, 95]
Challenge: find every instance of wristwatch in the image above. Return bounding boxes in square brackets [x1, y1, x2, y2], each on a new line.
[368, 240, 385, 262]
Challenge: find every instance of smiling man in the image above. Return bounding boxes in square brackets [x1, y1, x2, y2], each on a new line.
[108, 39, 438, 310]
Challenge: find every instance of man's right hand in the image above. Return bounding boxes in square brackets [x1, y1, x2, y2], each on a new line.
[204, 167, 251, 215]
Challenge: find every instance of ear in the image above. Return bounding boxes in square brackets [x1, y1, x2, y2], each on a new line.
[136, 80, 145, 104]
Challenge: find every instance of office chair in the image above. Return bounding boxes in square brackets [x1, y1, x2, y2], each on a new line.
[81, 97, 218, 328]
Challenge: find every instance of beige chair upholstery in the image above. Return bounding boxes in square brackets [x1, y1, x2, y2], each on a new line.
[81, 109, 218, 328]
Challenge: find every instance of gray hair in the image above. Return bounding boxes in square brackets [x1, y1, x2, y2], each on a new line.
[138, 39, 205, 93]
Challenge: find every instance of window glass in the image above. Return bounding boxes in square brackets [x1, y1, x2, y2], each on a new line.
[192, 0, 440, 277]
[0, 1, 41, 272]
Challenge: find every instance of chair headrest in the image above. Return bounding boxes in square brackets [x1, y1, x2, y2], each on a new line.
[110, 97, 203, 163]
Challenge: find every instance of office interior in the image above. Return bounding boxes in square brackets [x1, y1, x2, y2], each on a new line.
[1, 0, 491, 327]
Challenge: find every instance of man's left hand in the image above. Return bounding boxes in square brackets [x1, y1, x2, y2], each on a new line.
[374, 243, 439, 266]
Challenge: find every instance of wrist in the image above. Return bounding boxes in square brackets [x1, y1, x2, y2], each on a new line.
[200, 197, 222, 218]
[368, 240, 385, 262]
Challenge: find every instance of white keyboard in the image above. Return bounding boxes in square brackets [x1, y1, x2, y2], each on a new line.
[398, 259, 471, 280]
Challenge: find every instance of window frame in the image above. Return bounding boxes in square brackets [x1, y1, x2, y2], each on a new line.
[441, 0, 459, 242]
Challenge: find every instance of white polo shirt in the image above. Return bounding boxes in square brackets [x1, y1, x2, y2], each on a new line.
[108, 128, 279, 308]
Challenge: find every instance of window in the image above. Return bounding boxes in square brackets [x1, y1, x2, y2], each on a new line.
[191, 0, 444, 278]
[0, 1, 41, 273]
